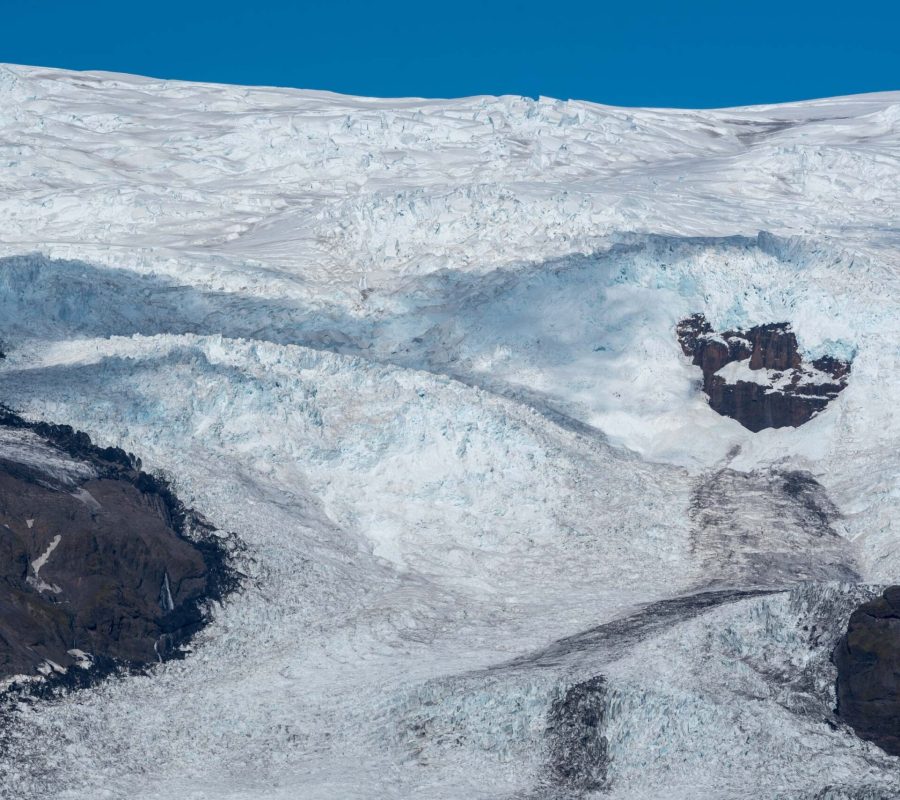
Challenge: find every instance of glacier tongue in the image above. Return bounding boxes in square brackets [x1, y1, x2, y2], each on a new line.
[0, 64, 899, 798]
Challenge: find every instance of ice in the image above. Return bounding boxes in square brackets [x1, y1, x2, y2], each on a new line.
[0, 63, 897, 798]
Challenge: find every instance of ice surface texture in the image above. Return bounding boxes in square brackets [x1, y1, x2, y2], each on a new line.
[0, 63, 899, 798]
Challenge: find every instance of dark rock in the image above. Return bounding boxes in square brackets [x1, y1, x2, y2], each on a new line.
[676, 314, 851, 432]
[545, 676, 609, 792]
[834, 587, 900, 756]
[0, 407, 240, 689]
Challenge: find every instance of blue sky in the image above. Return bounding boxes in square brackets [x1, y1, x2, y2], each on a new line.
[1, 0, 897, 107]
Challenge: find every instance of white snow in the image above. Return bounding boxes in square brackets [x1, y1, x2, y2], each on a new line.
[0, 428, 96, 486]
[66, 649, 93, 670]
[160, 573, 175, 613]
[0, 63, 897, 799]
[715, 357, 844, 394]
[715, 358, 780, 386]
[26, 534, 62, 594]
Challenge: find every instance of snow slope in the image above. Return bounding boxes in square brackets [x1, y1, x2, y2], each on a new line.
[0, 63, 899, 798]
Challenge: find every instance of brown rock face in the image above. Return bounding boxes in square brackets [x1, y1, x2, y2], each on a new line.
[677, 314, 851, 432]
[834, 587, 900, 756]
[0, 409, 238, 687]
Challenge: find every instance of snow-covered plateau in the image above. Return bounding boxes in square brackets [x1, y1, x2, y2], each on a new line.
[0, 63, 899, 799]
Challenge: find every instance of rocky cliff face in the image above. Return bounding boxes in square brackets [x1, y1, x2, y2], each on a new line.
[834, 587, 900, 757]
[677, 314, 851, 432]
[0, 408, 239, 688]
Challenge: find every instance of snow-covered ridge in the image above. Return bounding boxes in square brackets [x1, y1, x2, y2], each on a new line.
[0, 64, 898, 798]
[1, 63, 898, 291]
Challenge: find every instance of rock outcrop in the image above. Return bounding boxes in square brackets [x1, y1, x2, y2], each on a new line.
[0, 408, 238, 688]
[677, 314, 850, 432]
[834, 587, 900, 756]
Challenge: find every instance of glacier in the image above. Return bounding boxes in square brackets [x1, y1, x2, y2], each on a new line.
[0, 62, 899, 798]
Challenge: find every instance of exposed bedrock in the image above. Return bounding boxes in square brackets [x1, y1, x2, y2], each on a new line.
[0, 408, 239, 687]
[677, 313, 850, 431]
[834, 587, 900, 757]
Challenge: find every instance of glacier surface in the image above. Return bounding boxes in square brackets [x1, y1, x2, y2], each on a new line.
[0, 63, 899, 798]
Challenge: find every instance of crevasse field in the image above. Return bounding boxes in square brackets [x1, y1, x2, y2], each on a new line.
[0, 63, 899, 799]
